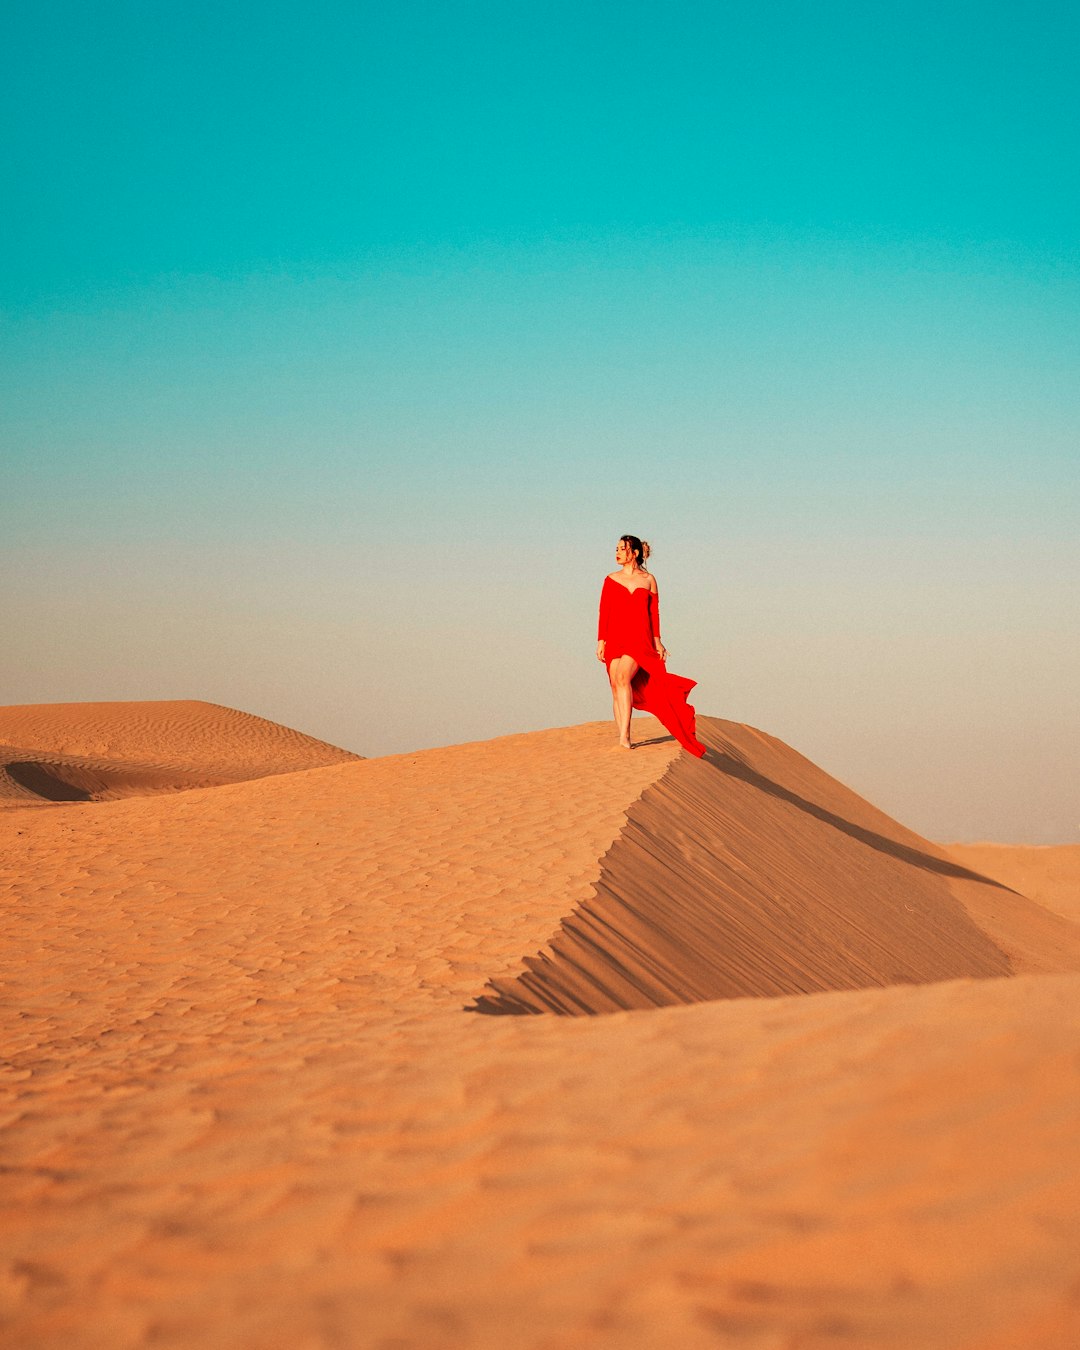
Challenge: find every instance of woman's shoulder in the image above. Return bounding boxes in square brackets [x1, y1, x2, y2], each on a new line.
[603, 571, 658, 592]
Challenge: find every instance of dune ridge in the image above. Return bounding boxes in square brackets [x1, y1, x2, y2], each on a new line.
[0, 699, 360, 804]
[476, 718, 1080, 1014]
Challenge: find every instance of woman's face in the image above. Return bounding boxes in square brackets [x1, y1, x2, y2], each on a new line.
[615, 539, 631, 565]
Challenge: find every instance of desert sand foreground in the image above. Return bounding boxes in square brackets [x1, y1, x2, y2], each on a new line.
[3, 703, 1080, 1349]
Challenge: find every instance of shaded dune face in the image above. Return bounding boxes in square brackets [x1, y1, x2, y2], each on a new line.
[0, 699, 361, 805]
[0, 751, 287, 804]
[3, 758, 94, 801]
[475, 718, 1080, 1014]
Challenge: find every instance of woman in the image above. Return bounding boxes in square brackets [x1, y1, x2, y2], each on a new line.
[596, 535, 707, 756]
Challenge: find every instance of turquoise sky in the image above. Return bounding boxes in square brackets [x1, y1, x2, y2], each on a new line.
[3, 1, 1078, 840]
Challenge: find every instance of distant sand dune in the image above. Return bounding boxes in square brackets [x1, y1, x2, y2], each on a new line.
[0, 699, 360, 804]
[946, 842, 1080, 928]
[476, 718, 1080, 1013]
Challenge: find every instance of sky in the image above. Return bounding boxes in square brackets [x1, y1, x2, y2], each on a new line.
[2, 0, 1078, 842]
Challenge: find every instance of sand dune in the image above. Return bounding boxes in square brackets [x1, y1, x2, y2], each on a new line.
[3, 704, 1079, 1348]
[477, 719, 1080, 1013]
[946, 842, 1080, 928]
[0, 700, 359, 805]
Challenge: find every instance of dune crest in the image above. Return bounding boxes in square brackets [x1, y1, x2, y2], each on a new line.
[0, 699, 360, 804]
[475, 718, 1080, 1014]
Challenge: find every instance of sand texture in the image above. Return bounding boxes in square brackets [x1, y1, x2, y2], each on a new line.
[3, 704, 1080, 1348]
[476, 721, 1080, 1013]
[946, 843, 1080, 929]
[0, 700, 360, 806]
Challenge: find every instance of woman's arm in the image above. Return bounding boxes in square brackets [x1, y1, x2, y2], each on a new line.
[649, 585, 667, 660]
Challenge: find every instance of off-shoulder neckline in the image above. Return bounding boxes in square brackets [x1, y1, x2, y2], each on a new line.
[605, 575, 655, 596]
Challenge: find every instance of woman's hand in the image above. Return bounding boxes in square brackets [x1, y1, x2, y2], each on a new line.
[596, 640, 606, 662]
[655, 642, 667, 662]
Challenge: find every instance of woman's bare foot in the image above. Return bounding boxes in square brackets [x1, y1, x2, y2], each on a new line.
[618, 737, 634, 750]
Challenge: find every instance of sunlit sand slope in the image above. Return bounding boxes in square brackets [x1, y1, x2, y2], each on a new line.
[5, 969, 1080, 1347]
[477, 718, 1080, 1013]
[0, 700, 360, 804]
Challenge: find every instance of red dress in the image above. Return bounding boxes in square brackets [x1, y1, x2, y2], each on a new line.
[598, 575, 706, 757]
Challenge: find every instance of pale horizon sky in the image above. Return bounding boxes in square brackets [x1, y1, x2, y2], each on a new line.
[3, 1, 1078, 843]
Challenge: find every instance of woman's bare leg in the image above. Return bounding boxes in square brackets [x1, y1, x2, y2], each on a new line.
[608, 655, 640, 748]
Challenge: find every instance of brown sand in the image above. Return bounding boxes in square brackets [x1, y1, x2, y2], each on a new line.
[3, 705, 1080, 1348]
[0, 700, 360, 805]
[946, 842, 1080, 929]
[477, 721, 1080, 1014]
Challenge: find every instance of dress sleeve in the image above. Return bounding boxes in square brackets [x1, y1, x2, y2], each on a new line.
[648, 590, 660, 643]
[597, 580, 611, 641]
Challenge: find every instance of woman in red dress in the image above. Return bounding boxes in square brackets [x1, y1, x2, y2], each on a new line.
[596, 535, 707, 757]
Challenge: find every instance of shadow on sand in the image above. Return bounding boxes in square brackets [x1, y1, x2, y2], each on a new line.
[702, 744, 1017, 895]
